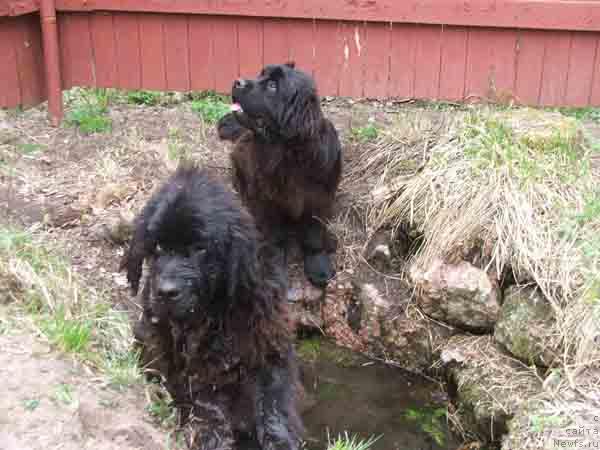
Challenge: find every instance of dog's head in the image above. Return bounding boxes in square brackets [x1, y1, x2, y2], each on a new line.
[230, 62, 323, 140]
[121, 164, 260, 322]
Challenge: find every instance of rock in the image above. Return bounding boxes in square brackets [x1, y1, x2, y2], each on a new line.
[502, 388, 600, 450]
[365, 230, 394, 272]
[287, 279, 325, 333]
[494, 285, 557, 367]
[410, 258, 501, 332]
[93, 210, 135, 245]
[441, 336, 541, 443]
[94, 183, 130, 210]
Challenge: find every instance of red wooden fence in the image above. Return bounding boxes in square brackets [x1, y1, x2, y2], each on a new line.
[3, 0, 600, 124]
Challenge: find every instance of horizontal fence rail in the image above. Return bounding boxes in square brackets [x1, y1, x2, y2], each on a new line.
[3, 0, 600, 123]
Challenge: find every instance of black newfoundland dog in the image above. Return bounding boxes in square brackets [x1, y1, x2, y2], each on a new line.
[121, 164, 302, 450]
[217, 62, 342, 288]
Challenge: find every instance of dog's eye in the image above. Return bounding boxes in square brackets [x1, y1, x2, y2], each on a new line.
[266, 80, 277, 91]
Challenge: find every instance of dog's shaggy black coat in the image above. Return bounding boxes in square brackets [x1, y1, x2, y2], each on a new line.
[217, 62, 342, 288]
[121, 164, 302, 450]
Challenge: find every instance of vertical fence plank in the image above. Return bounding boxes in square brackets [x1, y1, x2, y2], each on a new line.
[237, 17, 263, 77]
[89, 13, 118, 88]
[189, 15, 214, 92]
[114, 13, 141, 90]
[363, 22, 390, 99]
[289, 19, 315, 77]
[414, 24, 442, 100]
[539, 31, 571, 106]
[565, 32, 597, 107]
[57, 13, 72, 89]
[164, 14, 191, 91]
[64, 13, 94, 86]
[514, 30, 545, 105]
[0, 18, 22, 107]
[138, 13, 166, 90]
[15, 14, 46, 106]
[439, 26, 468, 101]
[314, 20, 342, 97]
[338, 21, 366, 98]
[263, 18, 290, 65]
[591, 39, 600, 106]
[465, 28, 517, 102]
[389, 23, 416, 98]
[212, 16, 238, 94]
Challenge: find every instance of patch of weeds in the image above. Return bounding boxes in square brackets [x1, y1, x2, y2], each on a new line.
[460, 113, 583, 182]
[65, 88, 112, 134]
[23, 398, 40, 411]
[403, 406, 447, 447]
[167, 127, 191, 161]
[326, 432, 381, 450]
[103, 349, 142, 389]
[0, 226, 142, 388]
[126, 90, 162, 106]
[99, 398, 120, 408]
[166, 430, 186, 450]
[558, 107, 600, 122]
[190, 92, 230, 124]
[297, 337, 321, 363]
[16, 142, 45, 155]
[53, 383, 76, 406]
[529, 413, 570, 432]
[351, 124, 379, 142]
[146, 385, 177, 428]
[39, 309, 92, 354]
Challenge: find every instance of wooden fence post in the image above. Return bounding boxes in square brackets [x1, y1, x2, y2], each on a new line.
[40, 0, 63, 126]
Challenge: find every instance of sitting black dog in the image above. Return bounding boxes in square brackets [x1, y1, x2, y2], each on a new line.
[121, 163, 302, 450]
[217, 62, 342, 288]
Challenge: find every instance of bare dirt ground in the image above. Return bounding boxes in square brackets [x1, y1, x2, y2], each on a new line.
[0, 330, 176, 450]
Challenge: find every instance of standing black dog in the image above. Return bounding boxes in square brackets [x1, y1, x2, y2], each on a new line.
[121, 163, 302, 450]
[217, 62, 342, 288]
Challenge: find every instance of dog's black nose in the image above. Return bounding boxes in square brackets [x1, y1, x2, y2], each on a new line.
[157, 279, 180, 299]
[233, 78, 247, 89]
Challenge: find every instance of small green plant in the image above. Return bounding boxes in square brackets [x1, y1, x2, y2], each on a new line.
[351, 124, 379, 142]
[16, 142, 45, 155]
[529, 413, 570, 432]
[53, 383, 76, 406]
[102, 349, 142, 389]
[40, 309, 92, 354]
[403, 406, 447, 447]
[167, 127, 191, 161]
[326, 432, 381, 450]
[23, 398, 40, 411]
[126, 90, 162, 106]
[65, 88, 112, 134]
[558, 107, 600, 122]
[190, 92, 230, 124]
[146, 386, 177, 427]
[297, 337, 322, 363]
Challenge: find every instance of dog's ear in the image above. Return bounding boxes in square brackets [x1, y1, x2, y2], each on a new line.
[284, 61, 296, 69]
[280, 90, 322, 140]
[224, 223, 259, 302]
[120, 214, 154, 296]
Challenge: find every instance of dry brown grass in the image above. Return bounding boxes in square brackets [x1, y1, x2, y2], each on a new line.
[352, 106, 600, 390]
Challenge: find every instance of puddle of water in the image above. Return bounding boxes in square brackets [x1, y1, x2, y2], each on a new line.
[298, 340, 459, 450]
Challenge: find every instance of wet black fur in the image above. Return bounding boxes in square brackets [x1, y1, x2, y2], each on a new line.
[121, 164, 302, 450]
[217, 62, 342, 288]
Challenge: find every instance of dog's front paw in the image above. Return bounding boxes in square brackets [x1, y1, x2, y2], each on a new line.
[303, 252, 335, 287]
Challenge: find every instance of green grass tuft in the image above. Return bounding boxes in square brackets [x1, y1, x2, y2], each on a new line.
[126, 90, 162, 106]
[326, 432, 381, 450]
[351, 124, 379, 142]
[190, 92, 230, 124]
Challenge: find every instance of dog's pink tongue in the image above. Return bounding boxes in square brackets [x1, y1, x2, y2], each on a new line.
[231, 103, 242, 112]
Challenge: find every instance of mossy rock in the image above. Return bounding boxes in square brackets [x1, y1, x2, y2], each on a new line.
[494, 286, 558, 367]
[441, 336, 542, 444]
